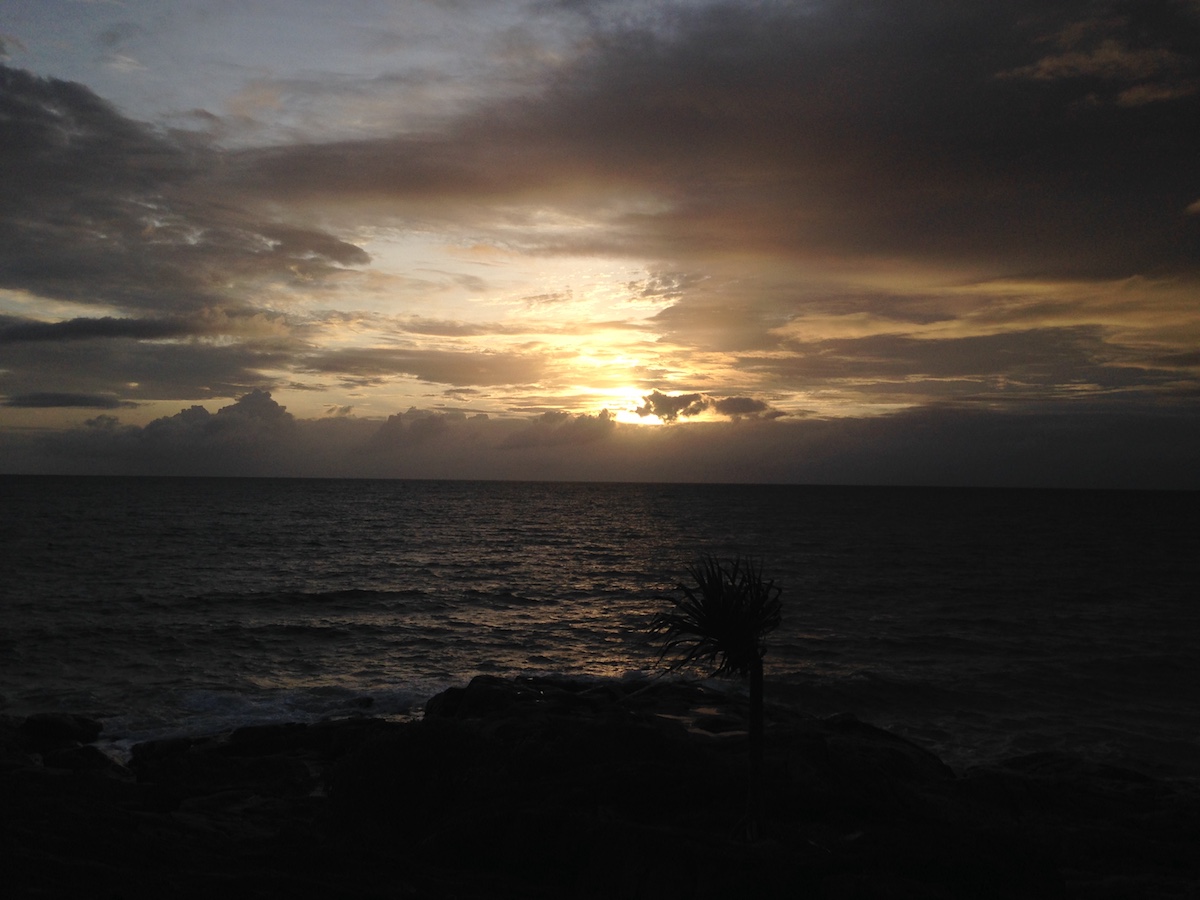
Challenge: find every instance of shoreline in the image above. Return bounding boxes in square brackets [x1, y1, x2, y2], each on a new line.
[4, 674, 1199, 898]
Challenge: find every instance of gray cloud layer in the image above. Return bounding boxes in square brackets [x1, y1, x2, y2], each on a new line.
[229, 1, 1200, 277]
[0, 65, 369, 316]
[3, 0, 1200, 485]
[2, 391, 1196, 489]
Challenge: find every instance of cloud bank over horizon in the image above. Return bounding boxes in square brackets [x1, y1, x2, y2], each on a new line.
[2, 1, 1199, 486]
[4, 390, 1197, 489]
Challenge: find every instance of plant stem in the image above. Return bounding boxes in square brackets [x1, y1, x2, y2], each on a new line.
[747, 651, 765, 837]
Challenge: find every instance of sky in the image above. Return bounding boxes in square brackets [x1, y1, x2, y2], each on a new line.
[2, 0, 1199, 486]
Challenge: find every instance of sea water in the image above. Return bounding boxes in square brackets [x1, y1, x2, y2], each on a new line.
[1, 475, 1196, 778]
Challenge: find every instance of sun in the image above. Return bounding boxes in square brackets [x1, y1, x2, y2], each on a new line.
[608, 386, 667, 425]
[614, 408, 664, 425]
[580, 385, 665, 425]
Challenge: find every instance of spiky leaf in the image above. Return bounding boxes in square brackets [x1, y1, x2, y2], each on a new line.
[650, 555, 782, 678]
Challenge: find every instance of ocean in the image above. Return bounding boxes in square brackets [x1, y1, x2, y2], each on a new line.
[2, 475, 1196, 780]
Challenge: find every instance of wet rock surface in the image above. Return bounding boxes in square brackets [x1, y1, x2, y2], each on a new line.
[3, 677, 1198, 898]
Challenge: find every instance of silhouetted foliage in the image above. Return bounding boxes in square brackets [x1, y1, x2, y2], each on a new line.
[650, 555, 782, 678]
[650, 554, 783, 838]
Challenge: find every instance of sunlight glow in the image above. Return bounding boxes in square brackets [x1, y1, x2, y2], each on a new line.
[576, 385, 661, 424]
[614, 408, 661, 425]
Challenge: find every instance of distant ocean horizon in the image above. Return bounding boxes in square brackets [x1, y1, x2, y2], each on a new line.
[2, 475, 1197, 781]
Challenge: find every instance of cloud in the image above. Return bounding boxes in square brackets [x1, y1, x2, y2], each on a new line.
[636, 390, 708, 422]
[635, 390, 778, 421]
[2, 4, 1198, 487]
[135, 390, 296, 448]
[0, 316, 194, 343]
[522, 289, 573, 308]
[2, 392, 137, 409]
[727, 325, 1196, 410]
[0, 63, 369, 319]
[0, 63, 383, 409]
[0, 327, 293, 404]
[2, 395, 1198, 489]
[298, 347, 546, 387]
[997, 5, 1200, 105]
[25, 391, 302, 476]
[711, 396, 773, 418]
[97, 23, 143, 50]
[224, 1, 1200, 279]
[1004, 41, 1190, 84]
[0, 34, 25, 62]
[102, 53, 145, 73]
[366, 408, 460, 449]
[499, 409, 615, 448]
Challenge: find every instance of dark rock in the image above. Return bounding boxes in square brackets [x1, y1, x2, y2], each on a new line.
[129, 734, 210, 768]
[131, 742, 315, 803]
[421, 684, 466, 718]
[423, 673, 532, 718]
[1, 714, 35, 769]
[307, 714, 401, 759]
[822, 712, 954, 783]
[423, 673, 645, 722]
[692, 712, 745, 734]
[953, 751, 1200, 897]
[228, 721, 310, 755]
[4, 682, 1198, 899]
[42, 744, 129, 775]
[21, 712, 103, 746]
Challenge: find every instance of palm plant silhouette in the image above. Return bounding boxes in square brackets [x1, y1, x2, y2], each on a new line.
[650, 554, 782, 836]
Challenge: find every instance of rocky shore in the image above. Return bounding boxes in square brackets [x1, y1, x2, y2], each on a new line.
[4, 675, 1198, 898]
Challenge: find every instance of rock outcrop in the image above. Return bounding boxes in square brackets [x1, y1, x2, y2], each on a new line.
[3, 677, 1198, 898]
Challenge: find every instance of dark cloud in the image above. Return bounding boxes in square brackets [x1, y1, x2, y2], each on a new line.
[298, 347, 546, 387]
[3, 5, 1199, 486]
[97, 23, 143, 50]
[0, 64, 369, 318]
[499, 409, 615, 448]
[648, 285, 798, 352]
[212, 389, 293, 424]
[626, 271, 706, 302]
[0, 34, 24, 61]
[636, 390, 708, 421]
[0, 333, 289, 403]
[740, 326, 1196, 404]
[0, 63, 382, 408]
[2, 396, 1197, 489]
[1152, 349, 1200, 368]
[59, 391, 300, 474]
[998, 2, 1200, 105]
[711, 396, 772, 418]
[635, 390, 780, 421]
[0, 316, 194, 343]
[308, 310, 507, 339]
[367, 408, 461, 449]
[778, 328, 1111, 381]
[2, 392, 137, 409]
[227, 1, 1200, 278]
